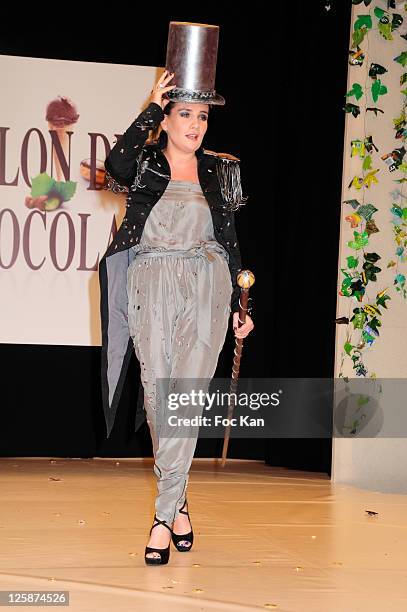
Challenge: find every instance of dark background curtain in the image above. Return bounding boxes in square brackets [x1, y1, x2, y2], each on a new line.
[0, 2, 352, 474]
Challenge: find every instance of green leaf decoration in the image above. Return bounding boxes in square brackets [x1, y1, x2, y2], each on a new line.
[348, 231, 369, 250]
[354, 15, 372, 31]
[394, 52, 407, 67]
[363, 155, 372, 171]
[344, 342, 354, 356]
[350, 310, 367, 329]
[347, 255, 359, 268]
[340, 278, 353, 297]
[341, 278, 365, 300]
[371, 79, 388, 103]
[53, 180, 77, 202]
[363, 262, 381, 282]
[31, 173, 55, 197]
[391, 204, 403, 217]
[369, 317, 381, 333]
[357, 203, 378, 221]
[394, 112, 406, 130]
[362, 329, 375, 343]
[378, 22, 393, 40]
[346, 83, 364, 100]
[373, 7, 385, 19]
[353, 28, 368, 47]
[401, 73, 407, 86]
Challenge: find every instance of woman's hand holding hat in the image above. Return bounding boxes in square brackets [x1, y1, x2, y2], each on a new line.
[150, 70, 176, 109]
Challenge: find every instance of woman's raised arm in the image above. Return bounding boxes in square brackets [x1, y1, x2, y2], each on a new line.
[104, 70, 176, 188]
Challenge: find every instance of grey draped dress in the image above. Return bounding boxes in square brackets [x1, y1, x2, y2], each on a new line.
[126, 179, 232, 524]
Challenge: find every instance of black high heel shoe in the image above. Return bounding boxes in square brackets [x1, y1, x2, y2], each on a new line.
[172, 499, 194, 552]
[144, 515, 173, 565]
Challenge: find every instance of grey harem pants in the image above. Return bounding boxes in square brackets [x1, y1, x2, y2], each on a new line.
[126, 243, 232, 525]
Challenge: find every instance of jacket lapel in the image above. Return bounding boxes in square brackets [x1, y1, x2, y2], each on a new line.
[144, 141, 220, 205]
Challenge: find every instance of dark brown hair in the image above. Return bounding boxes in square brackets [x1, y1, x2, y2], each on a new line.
[147, 100, 175, 146]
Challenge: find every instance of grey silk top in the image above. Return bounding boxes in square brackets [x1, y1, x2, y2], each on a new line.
[128, 179, 231, 348]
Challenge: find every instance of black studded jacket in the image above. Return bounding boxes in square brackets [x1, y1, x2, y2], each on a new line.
[103, 101, 245, 312]
[98, 101, 247, 438]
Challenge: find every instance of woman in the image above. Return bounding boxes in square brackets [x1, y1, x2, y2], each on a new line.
[100, 69, 254, 565]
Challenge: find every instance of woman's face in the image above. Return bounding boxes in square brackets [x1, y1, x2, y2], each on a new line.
[161, 102, 209, 153]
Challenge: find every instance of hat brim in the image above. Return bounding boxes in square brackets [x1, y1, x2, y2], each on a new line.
[166, 88, 225, 106]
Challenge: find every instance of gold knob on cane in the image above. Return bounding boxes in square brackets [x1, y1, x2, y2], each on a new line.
[237, 269, 255, 290]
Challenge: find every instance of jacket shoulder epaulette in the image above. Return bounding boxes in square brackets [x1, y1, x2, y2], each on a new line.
[203, 149, 240, 162]
[203, 149, 247, 211]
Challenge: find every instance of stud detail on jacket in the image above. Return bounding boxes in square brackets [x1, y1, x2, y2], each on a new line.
[103, 170, 129, 194]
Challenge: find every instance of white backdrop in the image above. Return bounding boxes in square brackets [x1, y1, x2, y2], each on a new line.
[0, 55, 160, 346]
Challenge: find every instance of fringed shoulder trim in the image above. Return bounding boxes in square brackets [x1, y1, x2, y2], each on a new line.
[203, 149, 248, 211]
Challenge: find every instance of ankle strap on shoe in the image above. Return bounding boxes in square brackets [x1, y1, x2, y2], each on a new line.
[150, 515, 173, 535]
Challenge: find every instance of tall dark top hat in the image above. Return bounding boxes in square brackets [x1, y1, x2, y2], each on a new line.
[165, 21, 225, 106]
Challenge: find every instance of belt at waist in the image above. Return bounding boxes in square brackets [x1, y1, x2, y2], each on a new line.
[132, 243, 229, 348]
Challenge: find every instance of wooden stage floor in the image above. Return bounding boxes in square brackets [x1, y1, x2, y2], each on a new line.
[0, 457, 406, 611]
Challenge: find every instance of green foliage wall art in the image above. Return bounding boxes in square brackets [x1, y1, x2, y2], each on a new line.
[337, 1, 406, 378]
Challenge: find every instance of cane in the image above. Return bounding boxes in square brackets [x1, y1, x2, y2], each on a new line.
[221, 269, 255, 467]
